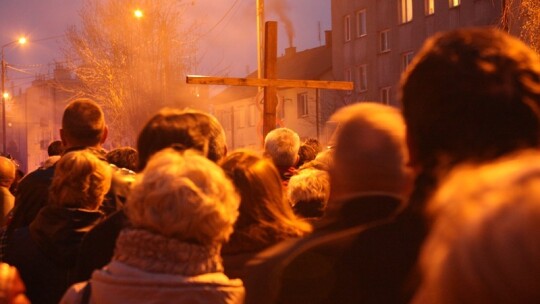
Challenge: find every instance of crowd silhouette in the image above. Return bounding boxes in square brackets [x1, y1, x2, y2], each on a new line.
[1, 27, 540, 303]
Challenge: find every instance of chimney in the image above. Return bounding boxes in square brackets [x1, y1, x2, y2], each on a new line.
[325, 30, 332, 48]
[285, 46, 297, 58]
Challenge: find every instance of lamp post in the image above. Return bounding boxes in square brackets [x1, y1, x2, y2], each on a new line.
[1, 37, 26, 155]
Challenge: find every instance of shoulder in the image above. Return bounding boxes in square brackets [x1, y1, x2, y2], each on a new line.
[59, 282, 88, 304]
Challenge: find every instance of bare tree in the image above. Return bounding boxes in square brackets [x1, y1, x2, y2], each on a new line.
[502, 0, 540, 53]
[63, 0, 197, 146]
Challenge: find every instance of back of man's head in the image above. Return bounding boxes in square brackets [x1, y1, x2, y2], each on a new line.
[0, 157, 15, 188]
[61, 98, 107, 149]
[329, 102, 410, 201]
[401, 28, 540, 170]
[47, 140, 64, 157]
[264, 127, 301, 169]
[136, 108, 227, 171]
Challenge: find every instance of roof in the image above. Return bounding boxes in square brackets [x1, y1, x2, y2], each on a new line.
[211, 45, 333, 104]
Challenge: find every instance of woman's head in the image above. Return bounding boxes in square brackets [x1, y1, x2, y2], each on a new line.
[220, 150, 311, 237]
[49, 150, 112, 210]
[126, 148, 239, 246]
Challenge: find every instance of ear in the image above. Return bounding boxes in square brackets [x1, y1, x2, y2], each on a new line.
[60, 129, 68, 147]
[100, 126, 108, 145]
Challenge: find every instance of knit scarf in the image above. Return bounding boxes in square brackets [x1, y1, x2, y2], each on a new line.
[113, 228, 223, 276]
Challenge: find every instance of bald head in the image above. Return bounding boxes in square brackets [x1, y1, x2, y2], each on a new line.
[0, 157, 15, 188]
[329, 103, 410, 200]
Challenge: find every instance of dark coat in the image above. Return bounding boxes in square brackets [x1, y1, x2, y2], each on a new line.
[243, 193, 403, 304]
[4, 206, 104, 304]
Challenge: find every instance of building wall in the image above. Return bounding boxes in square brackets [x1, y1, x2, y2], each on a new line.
[331, 0, 504, 107]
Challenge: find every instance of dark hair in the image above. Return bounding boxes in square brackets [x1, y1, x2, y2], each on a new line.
[106, 147, 138, 171]
[220, 150, 311, 248]
[401, 28, 540, 169]
[297, 144, 317, 168]
[47, 140, 64, 157]
[136, 108, 227, 170]
[62, 99, 106, 147]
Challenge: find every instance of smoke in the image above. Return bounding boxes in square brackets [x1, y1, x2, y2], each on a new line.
[268, 0, 295, 47]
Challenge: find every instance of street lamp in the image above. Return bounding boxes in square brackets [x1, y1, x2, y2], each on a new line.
[1, 37, 27, 155]
[134, 9, 143, 19]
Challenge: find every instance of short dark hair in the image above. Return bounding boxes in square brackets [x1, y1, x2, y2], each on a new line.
[47, 140, 64, 157]
[136, 108, 227, 170]
[401, 28, 540, 169]
[106, 147, 138, 171]
[62, 99, 106, 147]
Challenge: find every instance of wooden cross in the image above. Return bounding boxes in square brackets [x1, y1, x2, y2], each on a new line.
[186, 21, 353, 138]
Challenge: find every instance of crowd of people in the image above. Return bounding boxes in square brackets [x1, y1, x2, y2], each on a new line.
[0, 27, 539, 303]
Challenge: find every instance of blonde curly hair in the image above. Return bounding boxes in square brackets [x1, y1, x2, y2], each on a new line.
[126, 148, 240, 246]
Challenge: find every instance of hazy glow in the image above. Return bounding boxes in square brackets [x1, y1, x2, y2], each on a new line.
[2, 92, 9, 99]
[134, 9, 143, 19]
[18, 37, 27, 45]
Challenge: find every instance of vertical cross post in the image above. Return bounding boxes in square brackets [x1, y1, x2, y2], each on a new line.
[263, 21, 278, 139]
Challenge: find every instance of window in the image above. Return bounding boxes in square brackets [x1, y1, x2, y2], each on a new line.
[344, 15, 351, 42]
[356, 65, 368, 92]
[248, 104, 257, 127]
[297, 93, 309, 118]
[235, 106, 245, 128]
[401, 51, 414, 72]
[381, 87, 391, 105]
[380, 30, 390, 53]
[425, 0, 435, 15]
[356, 9, 367, 37]
[449, 0, 460, 8]
[345, 68, 352, 82]
[399, 0, 413, 23]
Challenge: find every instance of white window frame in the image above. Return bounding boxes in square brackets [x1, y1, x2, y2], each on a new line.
[344, 15, 351, 42]
[356, 9, 367, 38]
[425, 0, 435, 15]
[449, 0, 460, 8]
[356, 65, 368, 92]
[401, 51, 414, 72]
[380, 30, 390, 53]
[381, 87, 391, 105]
[297, 93, 309, 118]
[248, 104, 257, 127]
[399, 0, 413, 24]
[235, 106, 245, 128]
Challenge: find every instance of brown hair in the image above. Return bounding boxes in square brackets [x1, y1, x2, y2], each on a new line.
[61, 99, 106, 147]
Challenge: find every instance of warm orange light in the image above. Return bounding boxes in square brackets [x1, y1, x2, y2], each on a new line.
[134, 9, 143, 19]
[2, 93, 9, 99]
[18, 37, 27, 45]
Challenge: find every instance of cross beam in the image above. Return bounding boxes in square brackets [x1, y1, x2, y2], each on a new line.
[186, 76, 354, 91]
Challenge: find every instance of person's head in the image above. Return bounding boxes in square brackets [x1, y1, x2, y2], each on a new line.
[136, 108, 227, 171]
[401, 28, 540, 172]
[287, 168, 330, 219]
[47, 140, 64, 157]
[303, 138, 322, 154]
[49, 150, 113, 210]
[126, 148, 239, 246]
[0, 157, 16, 189]
[264, 128, 301, 169]
[414, 150, 540, 304]
[329, 102, 410, 201]
[220, 150, 311, 238]
[60, 98, 108, 149]
[106, 147, 138, 171]
[297, 144, 318, 168]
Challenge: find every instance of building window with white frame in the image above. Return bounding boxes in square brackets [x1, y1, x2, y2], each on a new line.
[235, 106, 245, 128]
[356, 65, 368, 92]
[356, 9, 367, 37]
[425, 0, 435, 15]
[401, 51, 414, 72]
[449, 0, 460, 8]
[399, 0, 413, 23]
[344, 15, 351, 42]
[381, 87, 391, 105]
[380, 30, 390, 53]
[248, 104, 257, 127]
[297, 93, 309, 118]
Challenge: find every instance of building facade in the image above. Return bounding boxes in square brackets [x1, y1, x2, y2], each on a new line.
[331, 0, 506, 107]
[211, 38, 341, 150]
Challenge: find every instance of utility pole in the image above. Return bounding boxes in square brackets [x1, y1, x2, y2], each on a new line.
[256, 0, 264, 85]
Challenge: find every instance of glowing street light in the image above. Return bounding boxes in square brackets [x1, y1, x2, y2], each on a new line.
[1, 36, 27, 154]
[134, 9, 143, 19]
